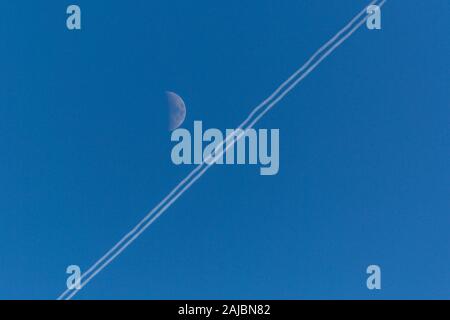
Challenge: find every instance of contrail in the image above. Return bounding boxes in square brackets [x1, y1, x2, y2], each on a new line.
[58, 0, 385, 300]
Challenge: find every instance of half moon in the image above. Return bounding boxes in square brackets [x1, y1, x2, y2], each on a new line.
[166, 91, 186, 131]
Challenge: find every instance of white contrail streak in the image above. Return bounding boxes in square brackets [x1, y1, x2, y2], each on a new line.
[58, 0, 385, 300]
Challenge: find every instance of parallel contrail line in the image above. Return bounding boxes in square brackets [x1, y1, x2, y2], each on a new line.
[58, 0, 385, 300]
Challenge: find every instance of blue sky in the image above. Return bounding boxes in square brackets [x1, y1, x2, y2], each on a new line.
[0, 1, 449, 299]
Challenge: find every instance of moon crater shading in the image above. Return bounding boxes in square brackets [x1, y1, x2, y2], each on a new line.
[167, 91, 186, 131]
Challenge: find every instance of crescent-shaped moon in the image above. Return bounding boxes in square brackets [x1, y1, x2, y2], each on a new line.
[166, 91, 186, 131]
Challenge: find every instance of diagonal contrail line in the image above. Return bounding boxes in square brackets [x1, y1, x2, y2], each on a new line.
[58, 0, 385, 300]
